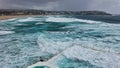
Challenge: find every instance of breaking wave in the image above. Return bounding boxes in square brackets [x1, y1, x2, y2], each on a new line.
[17, 17, 44, 22]
[63, 45, 120, 68]
[37, 33, 120, 68]
[46, 17, 102, 24]
[0, 31, 15, 35]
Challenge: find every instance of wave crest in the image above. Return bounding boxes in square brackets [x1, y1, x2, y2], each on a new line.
[0, 31, 15, 35]
[46, 17, 102, 24]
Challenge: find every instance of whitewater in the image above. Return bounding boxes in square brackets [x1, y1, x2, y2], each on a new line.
[0, 15, 120, 68]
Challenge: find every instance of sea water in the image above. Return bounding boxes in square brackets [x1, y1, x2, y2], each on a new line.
[0, 15, 120, 68]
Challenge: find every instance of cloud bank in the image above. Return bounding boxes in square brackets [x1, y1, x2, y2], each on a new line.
[0, 0, 120, 14]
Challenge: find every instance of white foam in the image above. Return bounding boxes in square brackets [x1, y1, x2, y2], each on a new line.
[37, 33, 120, 68]
[35, 22, 44, 25]
[46, 17, 102, 24]
[63, 46, 120, 68]
[7, 18, 16, 21]
[18, 17, 43, 22]
[0, 31, 15, 35]
[37, 34, 74, 55]
[0, 18, 16, 22]
[37, 33, 120, 54]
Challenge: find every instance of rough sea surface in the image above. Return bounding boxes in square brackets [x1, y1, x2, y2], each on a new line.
[0, 15, 120, 68]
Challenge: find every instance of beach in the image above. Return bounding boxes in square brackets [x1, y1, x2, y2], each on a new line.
[0, 15, 39, 20]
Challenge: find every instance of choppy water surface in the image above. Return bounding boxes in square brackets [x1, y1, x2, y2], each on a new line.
[0, 15, 120, 68]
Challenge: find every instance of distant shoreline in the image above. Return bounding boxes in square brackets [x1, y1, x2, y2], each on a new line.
[0, 10, 112, 20]
[0, 15, 40, 20]
[0, 10, 111, 21]
[0, 15, 111, 21]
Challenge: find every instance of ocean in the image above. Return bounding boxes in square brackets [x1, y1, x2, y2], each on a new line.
[0, 15, 120, 68]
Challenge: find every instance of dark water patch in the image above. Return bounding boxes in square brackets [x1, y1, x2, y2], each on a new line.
[57, 56, 102, 68]
[34, 66, 50, 68]
[75, 15, 120, 24]
[81, 31, 115, 38]
[13, 22, 69, 33]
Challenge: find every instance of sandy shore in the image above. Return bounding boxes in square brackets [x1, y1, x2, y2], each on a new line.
[0, 15, 40, 20]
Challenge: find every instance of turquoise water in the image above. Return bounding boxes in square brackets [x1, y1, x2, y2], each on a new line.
[0, 15, 120, 68]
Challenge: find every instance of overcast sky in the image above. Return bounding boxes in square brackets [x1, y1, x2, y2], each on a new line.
[0, 0, 120, 14]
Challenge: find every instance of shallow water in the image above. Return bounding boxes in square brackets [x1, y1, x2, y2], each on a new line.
[0, 15, 120, 68]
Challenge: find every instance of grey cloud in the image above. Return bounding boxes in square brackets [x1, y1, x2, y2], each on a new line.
[0, 0, 120, 14]
[87, 0, 120, 14]
[55, 0, 91, 11]
[0, 0, 57, 9]
[55, 0, 120, 14]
